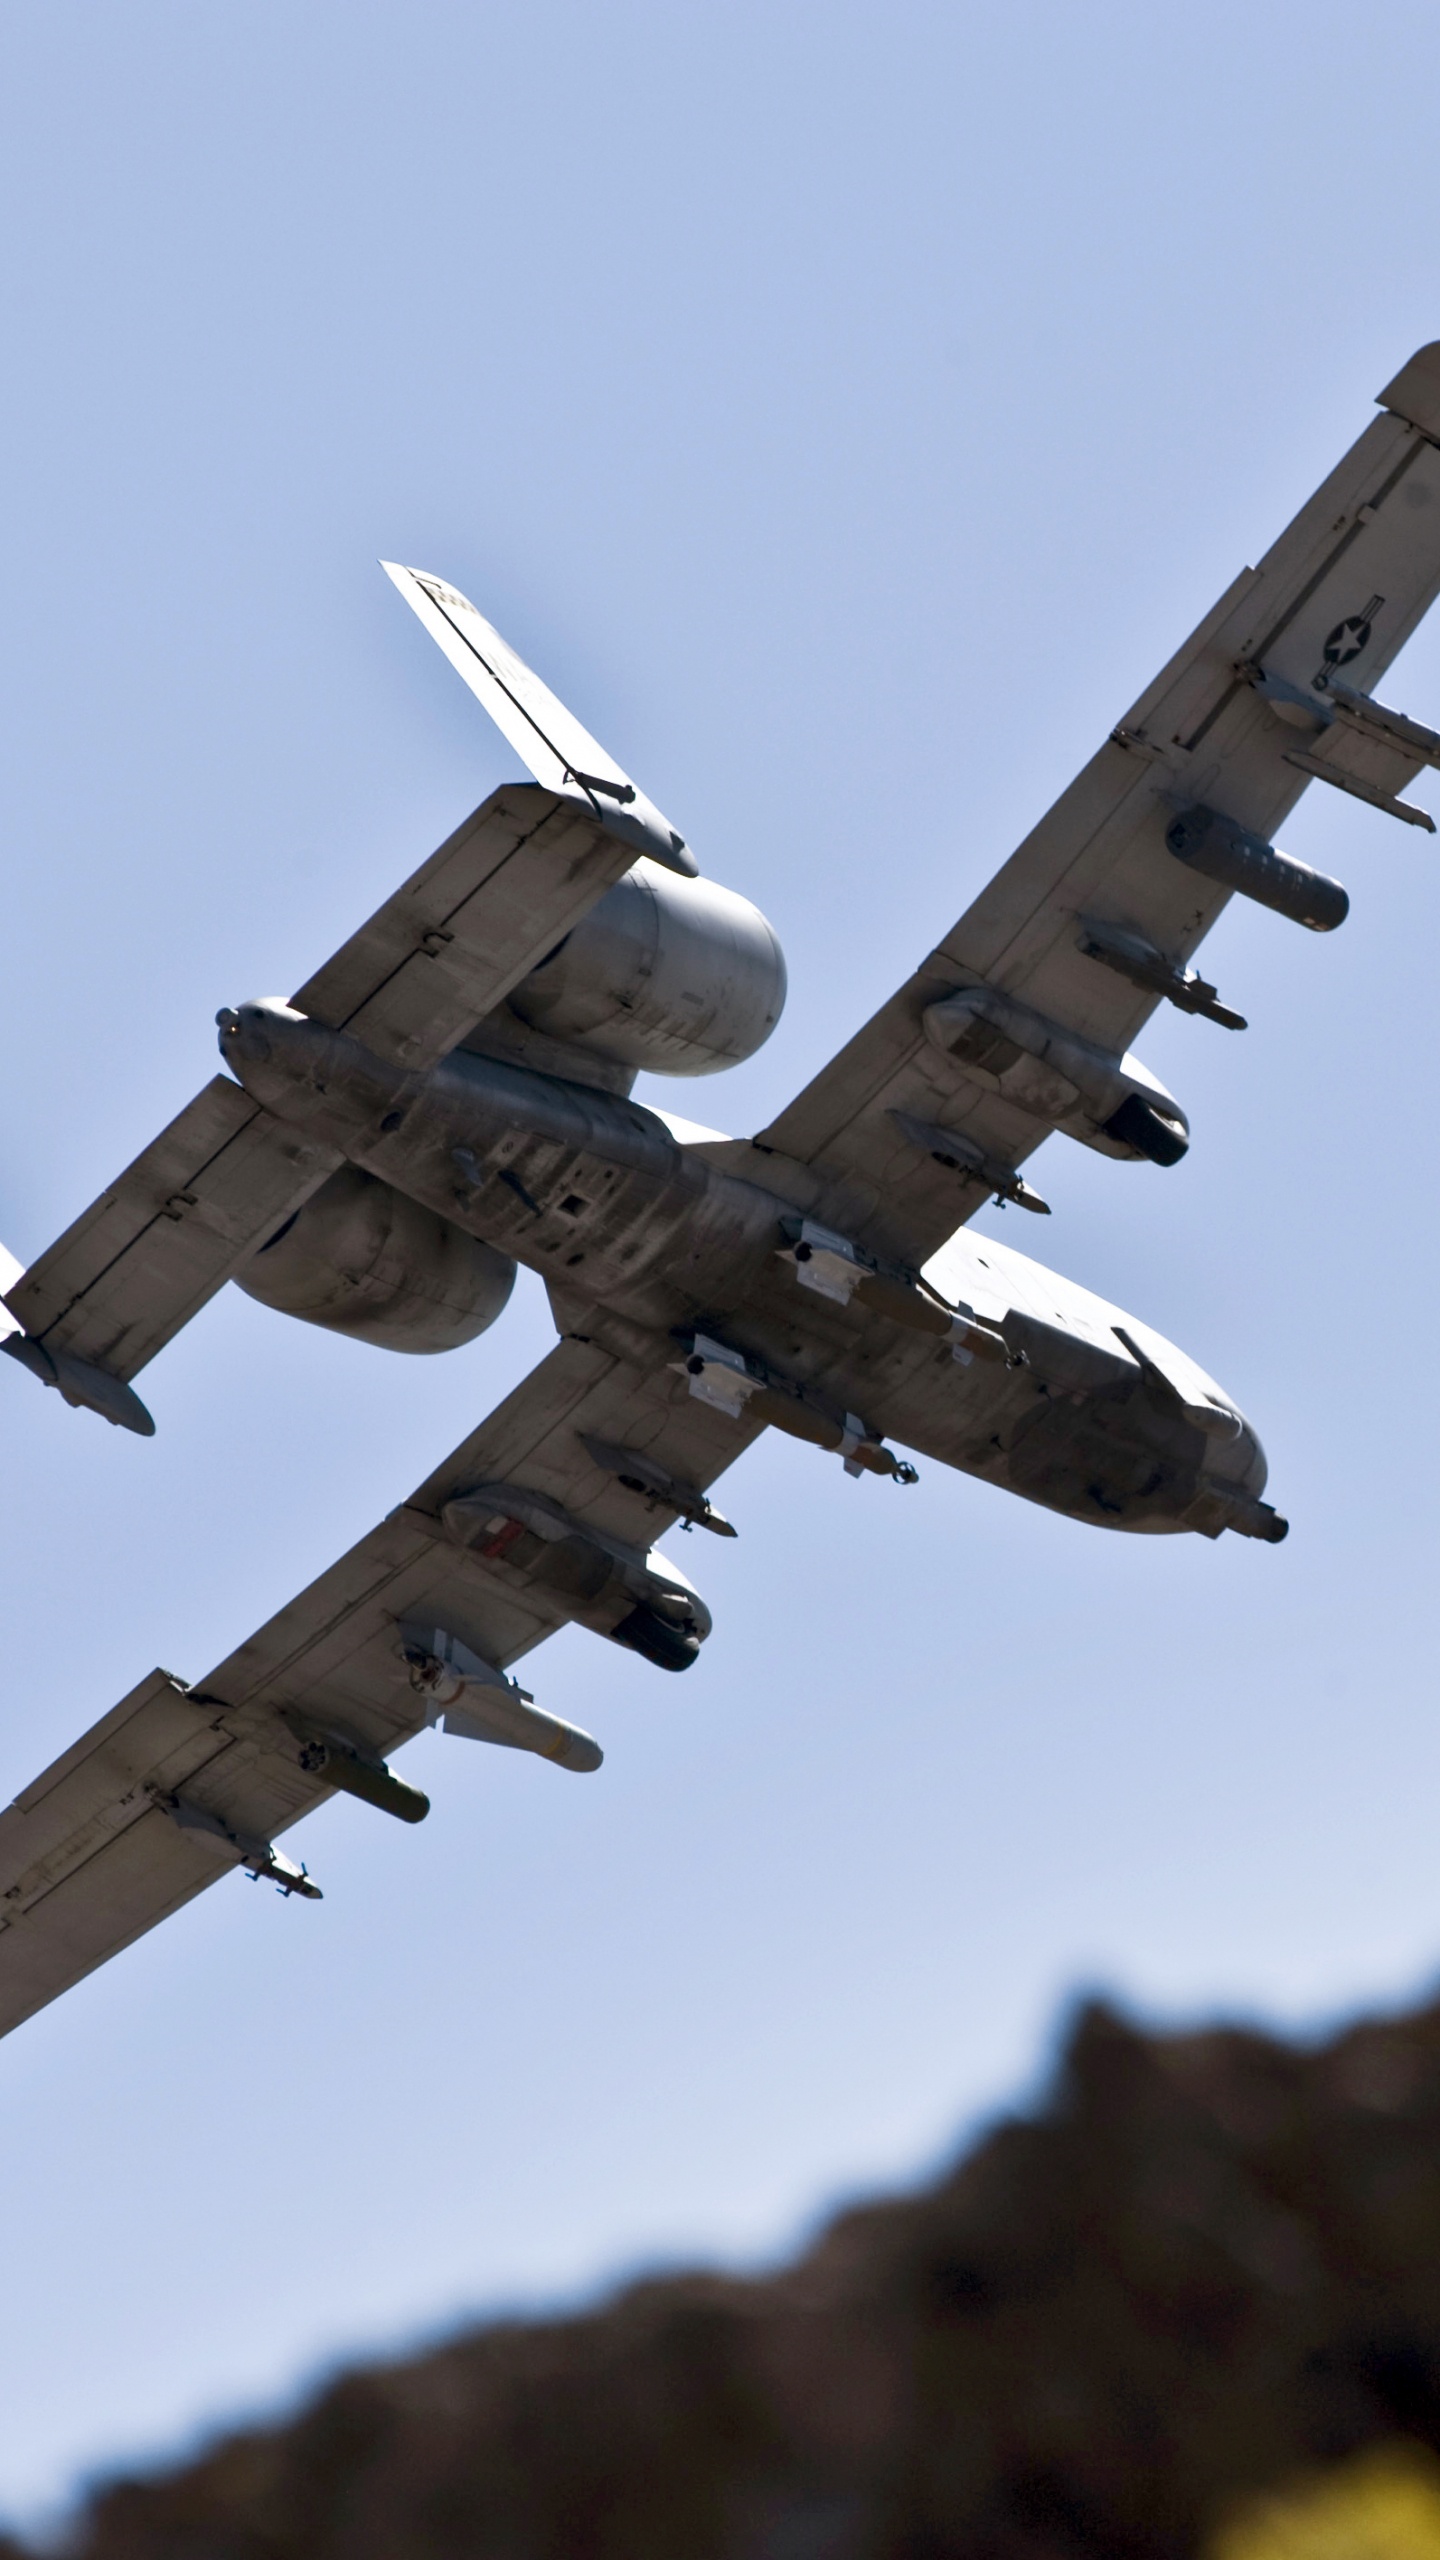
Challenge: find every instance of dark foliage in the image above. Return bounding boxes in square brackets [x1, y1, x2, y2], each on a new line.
[32, 1991, 1440, 2558]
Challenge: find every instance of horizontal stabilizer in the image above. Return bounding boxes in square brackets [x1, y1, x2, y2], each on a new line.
[1, 1332, 155, 1433]
[382, 562, 697, 877]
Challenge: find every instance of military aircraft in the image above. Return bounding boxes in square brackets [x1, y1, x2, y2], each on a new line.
[4, 344, 1440, 2041]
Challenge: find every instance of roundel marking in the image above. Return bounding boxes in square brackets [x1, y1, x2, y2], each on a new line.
[1322, 614, 1372, 665]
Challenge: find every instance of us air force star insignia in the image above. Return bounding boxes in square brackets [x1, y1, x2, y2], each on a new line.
[1323, 614, 1372, 665]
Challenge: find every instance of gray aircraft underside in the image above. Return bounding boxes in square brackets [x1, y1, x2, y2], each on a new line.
[5, 347, 1440, 2039]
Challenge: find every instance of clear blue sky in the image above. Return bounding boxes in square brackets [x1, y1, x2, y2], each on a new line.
[4, 0, 1440, 2523]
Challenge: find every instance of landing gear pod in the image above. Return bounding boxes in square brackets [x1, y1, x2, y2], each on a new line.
[439, 1481, 714, 1672]
[1100, 1093, 1189, 1167]
[609, 1597, 705, 1673]
[921, 985, 1190, 1167]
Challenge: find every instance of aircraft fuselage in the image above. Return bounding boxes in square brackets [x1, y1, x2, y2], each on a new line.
[219, 999, 1278, 1544]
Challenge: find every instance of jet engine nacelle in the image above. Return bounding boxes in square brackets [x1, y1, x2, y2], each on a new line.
[235, 1165, 516, 1353]
[507, 857, 786, 1078]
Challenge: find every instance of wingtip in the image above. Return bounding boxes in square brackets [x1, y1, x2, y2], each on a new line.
[1378, 343, 1440, 438]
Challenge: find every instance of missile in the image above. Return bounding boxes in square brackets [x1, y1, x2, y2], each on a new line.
[579, 1433, 736, 1536]
[162, 1791, 323, 1897]
[889, 1110, 1050, 1212]
[777, 1219, 1008, 1364]
[674, 1332, 918, 1483]
[1077, 916, 1247, 1030]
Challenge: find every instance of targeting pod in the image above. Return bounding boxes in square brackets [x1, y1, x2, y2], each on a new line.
[401, 1624, 603, 1772]
[280, 1713, 431, 1824]
[1164, 803, 1349, 932]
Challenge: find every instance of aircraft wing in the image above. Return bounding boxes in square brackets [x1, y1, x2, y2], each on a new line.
[0, 1333, 760, 2040]
[2, 1077, 343, 1404]
[755, 343, 1440, 1269]
[6, 771, 642, 1415]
